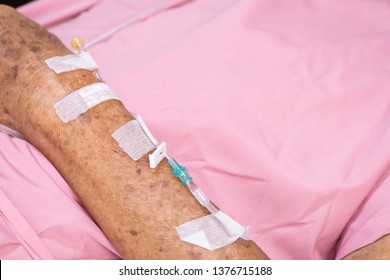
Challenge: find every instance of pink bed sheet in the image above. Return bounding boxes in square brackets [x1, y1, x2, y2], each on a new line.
[1, 0, 390, 259]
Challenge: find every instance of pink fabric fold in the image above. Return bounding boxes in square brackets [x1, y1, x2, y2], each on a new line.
[0, 134, 120, 260]
[18, 0, 101, 28]
[0, 190, 54, 259]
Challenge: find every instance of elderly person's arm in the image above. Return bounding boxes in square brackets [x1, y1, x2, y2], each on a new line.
[0, 5, 268, 259]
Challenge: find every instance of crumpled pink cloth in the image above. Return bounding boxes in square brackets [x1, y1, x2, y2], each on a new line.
[1, 0, 390, 259]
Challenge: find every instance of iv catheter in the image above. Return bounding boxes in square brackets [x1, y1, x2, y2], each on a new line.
[71, 37, 102, 80]
[166, 154, 219, 215]
[131, 114, 219, 215]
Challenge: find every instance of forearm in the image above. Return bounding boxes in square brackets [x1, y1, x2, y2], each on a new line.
[22, 64, 266, 260]
[0, 5, 268, 259]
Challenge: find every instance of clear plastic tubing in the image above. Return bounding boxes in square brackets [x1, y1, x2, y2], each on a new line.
[167, 156, 219, 215]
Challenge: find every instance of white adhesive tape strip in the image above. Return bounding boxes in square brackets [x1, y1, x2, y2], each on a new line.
[176, 211, 246, 251]
[54, 82, 119, 123]
[45, 52, 98, 74]
[112, 120, 156, 161]
[136, 115, 158, 146]
[149, 142, 167, 168]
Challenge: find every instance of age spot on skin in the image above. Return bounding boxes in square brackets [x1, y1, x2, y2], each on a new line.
[5, 48, 21, 60]
[11, 65, 18, 79]
[29, 45, 41, 53]
[79, 114, 91, 123]
[160, 181, 168, 189]
[129, 230, 138, 236]
[186, 249, 202, 260]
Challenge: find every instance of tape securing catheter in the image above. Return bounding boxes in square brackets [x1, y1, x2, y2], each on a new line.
[113, 116, 250, 250]
[45, 52, 98, 74]
[46, 42, 249, 250]
[112, 119, 156, 161]
[46, 41, 115, 123]
[54, 82, 120, 123]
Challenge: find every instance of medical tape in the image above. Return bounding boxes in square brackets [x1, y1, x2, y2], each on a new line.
[113, 117, 247, 249]
[136, 115, 158, 146]
[136, 115, 167, 168]
[54, 82, 119, 123]
[112, 119, 156, 161]
[45, 52, 98, 74]
[149, 142, 167, 168]
[176, 211, 247, 251]
[113, 115, 167, 166]
[168, 157, 250, 249]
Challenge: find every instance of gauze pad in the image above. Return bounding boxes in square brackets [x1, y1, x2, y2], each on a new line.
[176, 211, 247, 250]
[112, 119, 156, 161]
[54, 82, 119, 123]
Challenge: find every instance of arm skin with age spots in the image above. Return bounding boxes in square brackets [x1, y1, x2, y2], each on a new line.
[0, 5, 269, 259]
